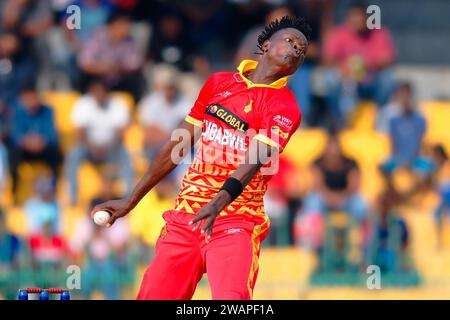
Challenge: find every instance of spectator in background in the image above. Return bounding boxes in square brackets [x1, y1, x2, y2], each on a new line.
[110, 0, 139, 15]
[9, 85, 62, 203]
[70, 172, 130, 260]
[70, 173, 131, 300]
[66, 78, 133, 205]
[289, 0, 334, 126]
[367, 189, 411, 273]
[60, 0, 114, 88]
[0, 141, 7, 190]
[29, 219, 68, 270]
[0, 208, 21, 270]
[128, 176, 175, 257]
[0, 32, 35, 107]
[147, 9, 193, 72]
[235, 6, 301, 68]
[24, 175, 60, 235]
[146, 6, 212, 79]
[64, 0, 113, 44]
[88, 173, 131, 250]
[301, 133, 368, 224]
[179, 0, 227, 65]
[77, 11, 145, 100]
[138, 64, 192, 160]
[264, 156, 300, 246]
[377, 82, 404, 133]
[323, 2, 396, 126]
[0, 207, 25, 299]
[0, 99, 7, 191]
[380, 82, 433, 179]
[0, 0, 53, 59]
[431, 145, 450, 248]
[82, 225, 121, 300]
[0, 98, 9, 141]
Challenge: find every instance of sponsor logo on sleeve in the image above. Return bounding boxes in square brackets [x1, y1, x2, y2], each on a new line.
[273, 114, 293, 130]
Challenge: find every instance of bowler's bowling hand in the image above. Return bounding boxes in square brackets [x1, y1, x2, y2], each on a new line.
[91, 198, 132, 227]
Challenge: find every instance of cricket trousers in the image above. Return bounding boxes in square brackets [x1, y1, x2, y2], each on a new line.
[136, 210, 263, 300]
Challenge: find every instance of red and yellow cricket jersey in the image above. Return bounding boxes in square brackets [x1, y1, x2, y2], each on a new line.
[175, 60, 302, 239]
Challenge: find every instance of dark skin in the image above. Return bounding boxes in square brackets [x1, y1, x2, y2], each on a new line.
[312, 137, 360, 208]
[91, 27, 308, 241]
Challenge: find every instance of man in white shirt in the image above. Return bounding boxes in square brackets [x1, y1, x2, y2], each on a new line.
[138, 64, 192, 160]
[66, 78, 133, 205]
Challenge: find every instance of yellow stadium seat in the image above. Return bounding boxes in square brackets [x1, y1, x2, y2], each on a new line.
[391, 167, 419, 194]
[283, 129, 328, 168]
[339, 130, 391, 200]
[283, 129, 389, 200]
[294, 166, 314, 195]
[1, 177, 13, 207]
[258, 248, 314, 283]
[348, 101, 378, 132]
[42, 91, 136, 151]
[16, 162, 52, 204]
[128, 190, 170, 246]
[41, 91, 80, 135]
[77, 163, 102, 206]
[278, 129, 328, 194]
[124, 123, 144, 155]
[5, 206, 28, 237]
[420, 101, 450, 154]
[285, 129, 391, 169]
[41, 91, 80, 151]
[359, 167, 385, 202]
[339, 130, 391, 166]
[124, 123, 147, 175]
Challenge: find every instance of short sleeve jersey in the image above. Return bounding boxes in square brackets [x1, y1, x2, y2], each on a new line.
[176, 60, 301, 237]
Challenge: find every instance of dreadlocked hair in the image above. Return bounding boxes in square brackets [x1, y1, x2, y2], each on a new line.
[256, 16, 312, 55]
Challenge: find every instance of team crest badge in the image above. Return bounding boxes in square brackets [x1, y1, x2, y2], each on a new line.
[244, 100, 253, 113]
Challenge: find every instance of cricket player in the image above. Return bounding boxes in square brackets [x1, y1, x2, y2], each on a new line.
[92, 16, 311, 300]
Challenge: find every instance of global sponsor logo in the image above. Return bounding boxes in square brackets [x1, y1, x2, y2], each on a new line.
[206, 104, 249, 132]
[273, 114, 293, 130]
[208, 104, 218, 114]
[202, 119, 248, 152]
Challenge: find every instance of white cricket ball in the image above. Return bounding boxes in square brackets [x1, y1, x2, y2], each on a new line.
[93, 210, 111, 227]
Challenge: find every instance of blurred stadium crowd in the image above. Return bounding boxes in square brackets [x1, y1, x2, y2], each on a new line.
[0, 0, 450, 299]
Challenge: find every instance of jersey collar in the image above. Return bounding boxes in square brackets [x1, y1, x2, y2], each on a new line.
[237, 59, 288, 89]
